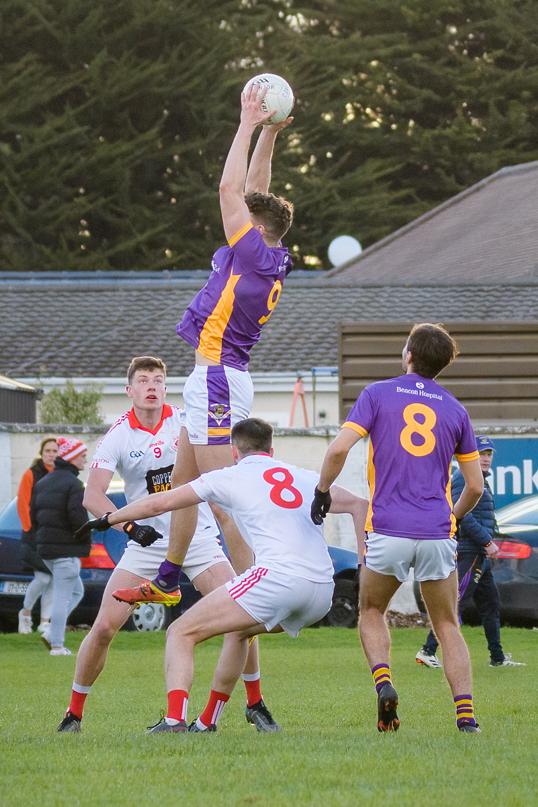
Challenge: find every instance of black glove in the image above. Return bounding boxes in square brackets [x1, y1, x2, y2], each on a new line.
[311, 486, 332, 525]
[74, 513, 112, 541]
[123, 521, 162, 547]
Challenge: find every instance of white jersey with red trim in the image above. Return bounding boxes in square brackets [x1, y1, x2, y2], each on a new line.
[189, 454, 333, 583]
[91, 405, 219, 547]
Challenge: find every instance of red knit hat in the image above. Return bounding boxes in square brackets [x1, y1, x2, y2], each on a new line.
[56, 437, 88, 462]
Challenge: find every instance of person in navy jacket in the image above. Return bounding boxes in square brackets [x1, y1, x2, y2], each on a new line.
[416, 435, 526, 668]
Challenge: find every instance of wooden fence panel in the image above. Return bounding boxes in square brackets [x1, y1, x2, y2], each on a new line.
[339, 322, 538, 421]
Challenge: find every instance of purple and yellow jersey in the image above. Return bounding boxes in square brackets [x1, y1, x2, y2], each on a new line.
[343, 373, 479, 540]
[177, 223, 292, 371]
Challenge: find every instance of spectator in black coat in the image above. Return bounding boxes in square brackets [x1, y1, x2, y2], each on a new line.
[32, 438, 90, 656]
[416, 435, 526, 669]
[17, 437, 58, 634]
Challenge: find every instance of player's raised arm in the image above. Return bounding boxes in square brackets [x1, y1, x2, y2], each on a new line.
[245, 118, 293, 196]
[106, 483, 203, 527]
[219, 83, 274, 242]
[328, 484, 369, 558]
[311, 427, 364, 524]
[452, 457, 484, 521]
[318, 427, 364, 493]
[83, 467, 123, 528]
[83, 467, 161, 546]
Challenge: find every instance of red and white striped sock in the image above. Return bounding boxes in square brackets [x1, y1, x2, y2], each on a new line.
[166, 689, 188, 724]
[197, 690, 230, 729]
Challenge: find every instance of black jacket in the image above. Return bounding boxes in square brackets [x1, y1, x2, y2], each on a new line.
[451, 468, 495, 556]
[21, 459, 51, 574]
[31, 456, 90, 560]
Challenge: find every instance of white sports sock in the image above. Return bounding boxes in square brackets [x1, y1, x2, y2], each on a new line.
[72, 682, 92, 695]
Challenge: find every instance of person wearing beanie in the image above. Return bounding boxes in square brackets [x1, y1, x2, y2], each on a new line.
[31, 438, 90, 656]
[17, 437, 58, 634]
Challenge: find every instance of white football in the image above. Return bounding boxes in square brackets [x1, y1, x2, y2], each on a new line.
[242, 73, 294, 124]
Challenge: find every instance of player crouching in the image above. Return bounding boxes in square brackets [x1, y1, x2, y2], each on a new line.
[79, 418, 368, 733]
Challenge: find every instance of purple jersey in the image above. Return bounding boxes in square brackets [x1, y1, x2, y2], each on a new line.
[177, 222, 292, 370]
[343, 373, 479, 540]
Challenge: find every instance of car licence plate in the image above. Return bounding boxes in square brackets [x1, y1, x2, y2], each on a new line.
[0, 580, 29, 595]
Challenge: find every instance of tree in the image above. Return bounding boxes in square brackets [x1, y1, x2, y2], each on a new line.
[1, 0, 538, 271]
[39, 381, 104, 425]
[0, 0, 248, 270]
[272, 0, 538, 265]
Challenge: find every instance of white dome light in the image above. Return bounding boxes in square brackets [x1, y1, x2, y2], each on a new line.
[328, 235, 362, 267]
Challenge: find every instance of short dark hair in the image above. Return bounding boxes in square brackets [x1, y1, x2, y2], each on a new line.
[231, 418, 273, 455]
[407, 323, 458, 378]
[127, 356, 167, 386]
[245, 192, 294, 241]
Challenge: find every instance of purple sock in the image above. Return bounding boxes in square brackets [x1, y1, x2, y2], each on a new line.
[154, 559, 182, 592]
[454, 694, 476, 728]
[371, 664, 392, 694]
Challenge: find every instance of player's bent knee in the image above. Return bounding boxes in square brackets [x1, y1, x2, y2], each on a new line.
[166, 617, 192, 641]
[235, 629, 254, 642]
[359, 596, 387, 613]
[431, 617, 460, 641]
[166, 620, 205, 646]
[89, 616, 121, 645]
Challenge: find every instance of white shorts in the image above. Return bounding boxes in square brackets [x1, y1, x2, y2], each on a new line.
[182, 364, 254, 445]
[226, 566, 334, 638]
[364, 532, 457, 582]
[116, 532, 229, 586]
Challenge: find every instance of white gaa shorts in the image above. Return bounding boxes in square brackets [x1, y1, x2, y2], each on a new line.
[182, 364, 254, 446]
[364, 532, 457, 582]
[116, 531, 229, 586]
[225, 566, 334, 638]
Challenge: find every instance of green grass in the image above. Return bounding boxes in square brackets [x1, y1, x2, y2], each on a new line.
[0, 626, 536, 807]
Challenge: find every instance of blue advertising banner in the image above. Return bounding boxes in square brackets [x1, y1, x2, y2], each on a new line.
[481, 436, 538, 510]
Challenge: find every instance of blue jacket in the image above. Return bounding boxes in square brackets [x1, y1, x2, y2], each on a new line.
[451, 469, 495, 556]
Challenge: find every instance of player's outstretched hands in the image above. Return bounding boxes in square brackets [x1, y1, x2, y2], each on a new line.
[74, 513, 112, 541]
[123, 521, 163, 547]
[266, 116, 294, 133]
[74, 515, 162, 547]
[311, 487, 332, 525]
[241, 82, 275, 127]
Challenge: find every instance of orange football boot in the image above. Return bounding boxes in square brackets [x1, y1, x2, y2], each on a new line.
[113, 579, 181, 606]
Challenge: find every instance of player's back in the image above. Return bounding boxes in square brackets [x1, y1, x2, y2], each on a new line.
[192, 454, 333, 583]
[176, 225, 292, 370]
[344, 373, 478, 539]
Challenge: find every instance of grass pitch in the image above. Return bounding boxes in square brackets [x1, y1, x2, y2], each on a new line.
[0, 626, 536, 807]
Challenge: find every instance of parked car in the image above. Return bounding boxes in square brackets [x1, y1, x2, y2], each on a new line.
[0, 482, 201, 632]
[493, 495, 538, 625]
[0, 482, 360, 631]
[412, 496, 538, 627]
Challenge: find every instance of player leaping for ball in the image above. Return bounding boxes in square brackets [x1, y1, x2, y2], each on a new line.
[78, 418, 369, 733]
[114, 85, 294, 619]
